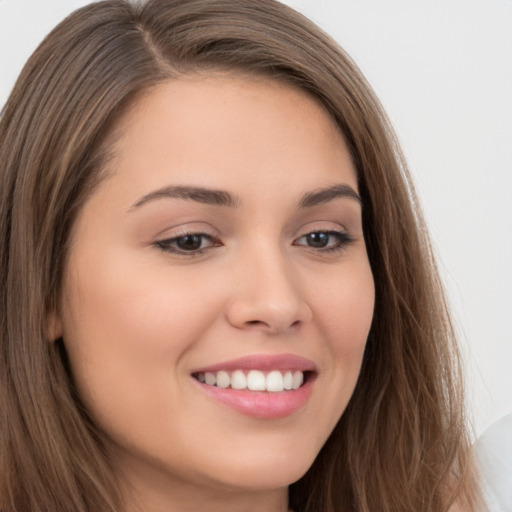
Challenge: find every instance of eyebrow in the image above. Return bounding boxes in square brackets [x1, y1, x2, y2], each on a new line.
[130, 185, 241, 210]
[129, 182, 361, 211]
[297, 184, 362, 208]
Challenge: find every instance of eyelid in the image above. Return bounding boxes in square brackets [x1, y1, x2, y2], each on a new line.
[293, 229, 356, 254]
[154, 230, 222, 257]
[151, 220, 218, 239]
[152, 221, 356, 258]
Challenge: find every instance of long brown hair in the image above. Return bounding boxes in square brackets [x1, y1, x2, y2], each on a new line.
[0, 1, 479, 511]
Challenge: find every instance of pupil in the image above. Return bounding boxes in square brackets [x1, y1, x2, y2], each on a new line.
[307, 232, 329, 248]
[177, 235, 202, 251]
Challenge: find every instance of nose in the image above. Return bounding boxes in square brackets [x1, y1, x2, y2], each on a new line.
[225, 250, 313, 334]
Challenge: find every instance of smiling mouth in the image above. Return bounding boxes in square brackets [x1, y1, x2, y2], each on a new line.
[192, 369, 312, 393]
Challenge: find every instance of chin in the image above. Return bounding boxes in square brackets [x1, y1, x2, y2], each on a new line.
[197, 443, 318, 491]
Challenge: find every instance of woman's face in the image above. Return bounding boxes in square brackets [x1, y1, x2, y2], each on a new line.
[54, 75, 374, 503]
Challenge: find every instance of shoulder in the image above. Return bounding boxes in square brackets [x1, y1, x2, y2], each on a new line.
[474, 413, 512, 512]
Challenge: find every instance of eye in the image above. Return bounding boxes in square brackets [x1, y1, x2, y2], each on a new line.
[155, 232, 221, 255]
[294, 230, 354, 253]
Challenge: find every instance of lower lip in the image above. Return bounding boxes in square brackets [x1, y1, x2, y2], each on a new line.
[194, 377, 315, 419]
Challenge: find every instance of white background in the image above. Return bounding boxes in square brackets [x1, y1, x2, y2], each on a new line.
[1, 0, 511, 437]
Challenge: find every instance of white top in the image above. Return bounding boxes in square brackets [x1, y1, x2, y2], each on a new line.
[474, 414, 512, 512]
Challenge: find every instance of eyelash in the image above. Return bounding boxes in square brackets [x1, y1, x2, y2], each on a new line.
[293, 231, 355, 254]
[154, 232, 220, 257]
[154, 230, 355, 257]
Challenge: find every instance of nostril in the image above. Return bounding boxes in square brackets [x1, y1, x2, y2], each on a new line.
[227, 297, 312, 333]
[242, 318, 303, 332]
[245, 320, 269, 330]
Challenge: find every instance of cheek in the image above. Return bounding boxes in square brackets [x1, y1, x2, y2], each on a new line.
[312, 259, 374, 406]
[63, 249, 216, 345]
[318, 259, 374, 351]
[59, 251, 222, 415]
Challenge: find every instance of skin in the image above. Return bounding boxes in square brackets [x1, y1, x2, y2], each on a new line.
[52, 75, 375, 512]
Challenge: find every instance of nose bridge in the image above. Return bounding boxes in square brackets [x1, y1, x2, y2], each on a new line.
[226, 237, 312, 332]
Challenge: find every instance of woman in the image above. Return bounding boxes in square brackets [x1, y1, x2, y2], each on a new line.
[0, 1, 481, 511]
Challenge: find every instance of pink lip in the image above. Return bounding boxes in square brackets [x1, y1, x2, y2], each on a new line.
[195, 380, 314, 419]
[191, 353, 317, 373]
[191, 353, 317, 419]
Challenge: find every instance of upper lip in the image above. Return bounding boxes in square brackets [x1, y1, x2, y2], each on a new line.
[191, 353, 317, 374]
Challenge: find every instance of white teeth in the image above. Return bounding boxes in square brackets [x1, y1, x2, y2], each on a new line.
[216, 370, 230, 389]
[195, 369, 306, 392]
[247, 370, 266, 391]
[292, 371, 303, 390]
[231, 370, 247, 389]
[283, 371, 293, 390]
[266, 370, 284, 392]
[204, 372, 216, 386]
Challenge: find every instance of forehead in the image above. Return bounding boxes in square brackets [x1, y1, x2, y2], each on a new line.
[98, 74, 357, 205]
[115, 73, 344, 148]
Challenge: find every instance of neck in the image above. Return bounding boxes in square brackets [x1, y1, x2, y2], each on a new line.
[117, 458, 290, 512]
